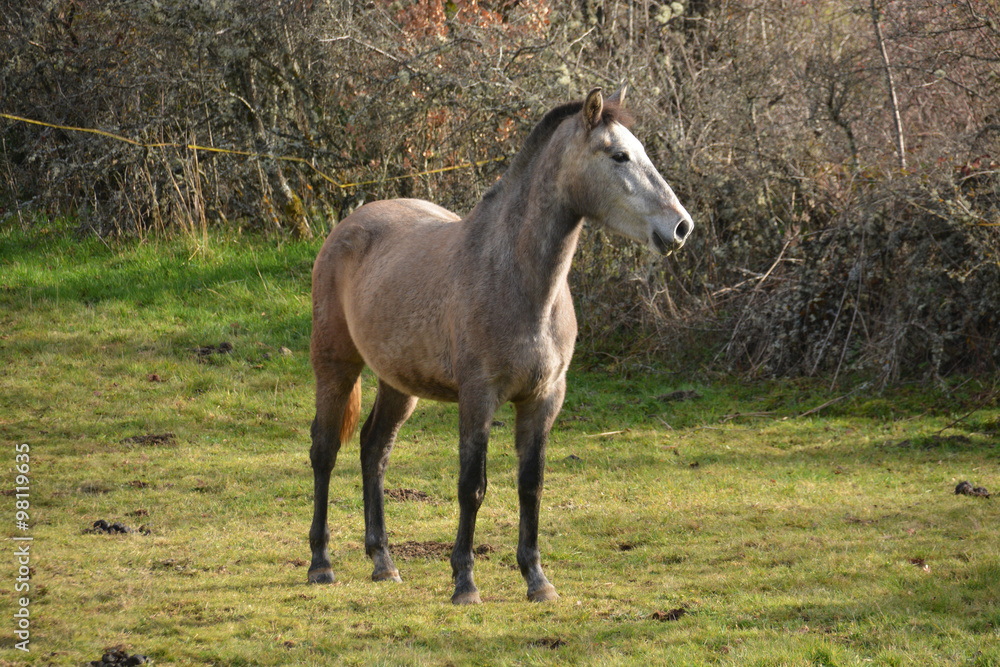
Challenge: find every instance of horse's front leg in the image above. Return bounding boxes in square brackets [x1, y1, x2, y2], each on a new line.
[513, 383, 565, 602]
[451, 392, 497, 605]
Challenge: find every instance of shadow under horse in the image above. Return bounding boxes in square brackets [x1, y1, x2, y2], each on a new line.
[308, 87, 693, 604]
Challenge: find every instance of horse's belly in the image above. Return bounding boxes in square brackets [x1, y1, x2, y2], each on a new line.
[350, 320, 459, 402]
[370, 343, 458, 401]
[379, 366, 460, 402]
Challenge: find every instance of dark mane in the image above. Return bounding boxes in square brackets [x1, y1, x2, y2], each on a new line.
[600, 100, 634, 128]
[485, 97, 633, 199]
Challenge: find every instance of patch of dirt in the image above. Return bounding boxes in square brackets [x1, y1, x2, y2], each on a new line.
[120, 433, 176, 447]
[195, 341, 233, 359]
[955, 480, 990, 498]
[78, 481, 113, 494]
[845, 515, 876, 525]
[151, 558, 200, 575]
[391, 541, 495, 561]
[531, 636, 566, 649]
[385, 488, 432, 502]
[651, 607, 688, 622]
[86, 519, 150, 536]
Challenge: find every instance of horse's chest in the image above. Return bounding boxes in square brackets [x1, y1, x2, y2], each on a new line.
[516, 341, 568, 394]
[480, 316, 575, 401]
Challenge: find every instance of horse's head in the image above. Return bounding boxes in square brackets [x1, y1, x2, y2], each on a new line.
[563, 87, 693, 255]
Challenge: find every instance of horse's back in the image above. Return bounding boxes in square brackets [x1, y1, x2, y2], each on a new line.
[314, 198, 461, 287]
[335, 199, 459, 246]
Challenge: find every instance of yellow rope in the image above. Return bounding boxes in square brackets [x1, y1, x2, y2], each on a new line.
[1, 112, 501, 190]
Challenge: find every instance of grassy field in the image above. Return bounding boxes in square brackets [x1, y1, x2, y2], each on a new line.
[1, 224, 998, 666]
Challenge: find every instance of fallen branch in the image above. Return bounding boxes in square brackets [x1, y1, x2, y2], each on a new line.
[796, 382, 870, 418]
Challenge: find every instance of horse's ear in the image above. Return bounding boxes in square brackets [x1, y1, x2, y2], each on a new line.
[583, 88, 603, 130]
[608, 85, 628, 108]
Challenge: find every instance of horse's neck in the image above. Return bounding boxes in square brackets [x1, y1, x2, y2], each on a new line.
[513, 195, 582, 302]
[467, 172, 582, 319]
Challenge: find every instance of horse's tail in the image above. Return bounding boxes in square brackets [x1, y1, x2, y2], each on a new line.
[340, 378, 362, 444]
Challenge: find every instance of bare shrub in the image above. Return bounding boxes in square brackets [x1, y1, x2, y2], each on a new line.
[724, 170, 1000, 384]
[2, 0, 999, 384]
[1, 0, 341, 236]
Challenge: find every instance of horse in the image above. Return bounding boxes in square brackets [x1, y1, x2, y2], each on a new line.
[307, 87, 693, 604]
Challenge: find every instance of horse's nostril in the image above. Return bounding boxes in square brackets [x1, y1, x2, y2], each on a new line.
[675, 219, 691, 242]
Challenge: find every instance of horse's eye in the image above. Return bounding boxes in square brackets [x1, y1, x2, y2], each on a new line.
[612, 151, 630, 163]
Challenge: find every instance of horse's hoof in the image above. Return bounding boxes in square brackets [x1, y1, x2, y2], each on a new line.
[372, 569, 402, 583]
[527, 584, 559, 602]
[451, 590, 482, 605]
[307, 568, 336, 584]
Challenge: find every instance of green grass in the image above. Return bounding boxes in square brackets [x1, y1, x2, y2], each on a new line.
[1, 225, 998, 666]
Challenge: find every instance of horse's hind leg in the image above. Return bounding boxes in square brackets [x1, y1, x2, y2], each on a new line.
[308, 359, 363, 584]
[513, 383, 565, 602]
[361, 380, 417, 582]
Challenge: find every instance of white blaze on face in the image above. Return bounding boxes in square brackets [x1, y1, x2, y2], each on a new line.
[593, 122, 693, 255]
